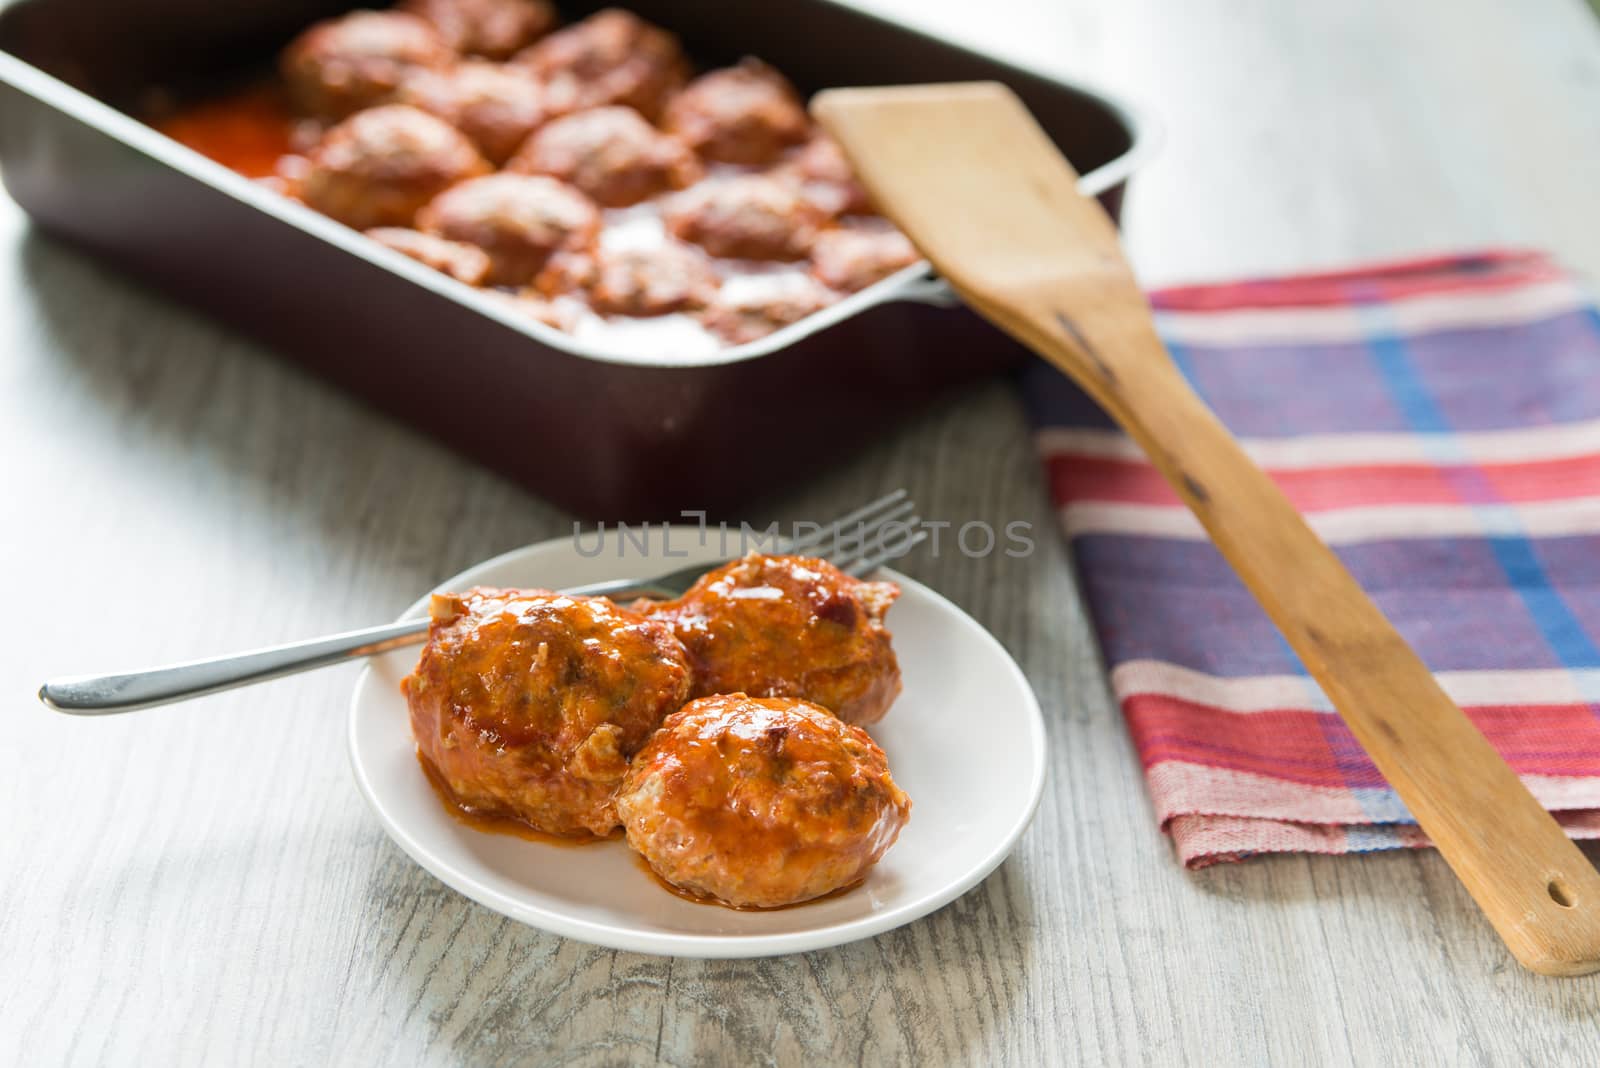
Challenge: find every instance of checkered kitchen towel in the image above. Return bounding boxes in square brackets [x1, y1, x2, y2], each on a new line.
[1022, 249, 1600, 867]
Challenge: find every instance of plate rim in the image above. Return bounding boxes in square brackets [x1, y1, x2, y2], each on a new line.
[347, 534, 1048, 958]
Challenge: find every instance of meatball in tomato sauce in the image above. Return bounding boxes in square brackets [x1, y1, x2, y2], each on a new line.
[403, 588, 693, 837]
[281, 11, 454, 119]
[418, 173, 599, 284]
[397, 61, 561, 165]
[514, 8, 688, 120]
[699, 278, 837, 345]
[645, 553, 903, 725]
[366, 226, 492, 284]
[663, 175, 825, 262]
[537, 243, 718, 317]
[781, 133, 874, 216]
[664, 59, 810, 166]
[301, 105, 489, 230]
[507, 106, 700, 207]
[616, 694, 911, 908]
[809, 226, 920, 293]
[484, 289, 583, 331]
[399, 0, 557, 60]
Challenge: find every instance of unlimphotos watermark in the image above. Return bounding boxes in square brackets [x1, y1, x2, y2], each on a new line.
[572, 511, 1035, 561]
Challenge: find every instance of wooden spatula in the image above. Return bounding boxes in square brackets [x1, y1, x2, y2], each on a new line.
[813, 81, 1600, 976]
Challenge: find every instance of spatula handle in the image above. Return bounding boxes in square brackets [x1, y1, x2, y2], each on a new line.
[1040, 332, 1600, 976]
[812, 80, 1600, 974]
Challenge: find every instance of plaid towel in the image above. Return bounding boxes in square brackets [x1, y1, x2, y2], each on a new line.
[1022, 249, 1600, 867]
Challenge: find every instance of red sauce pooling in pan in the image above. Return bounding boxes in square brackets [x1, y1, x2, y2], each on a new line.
[153, 84, 305, 180]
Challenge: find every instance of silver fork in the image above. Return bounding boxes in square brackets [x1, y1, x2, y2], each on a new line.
[38, 491, 928, 715]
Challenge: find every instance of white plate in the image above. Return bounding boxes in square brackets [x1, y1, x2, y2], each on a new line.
[349, 528, 1047, 958]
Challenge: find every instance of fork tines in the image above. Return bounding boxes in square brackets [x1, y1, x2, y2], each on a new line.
[777, 489, 926, 576]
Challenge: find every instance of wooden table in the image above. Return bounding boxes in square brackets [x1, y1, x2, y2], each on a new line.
[4, 0, 1599, 1062]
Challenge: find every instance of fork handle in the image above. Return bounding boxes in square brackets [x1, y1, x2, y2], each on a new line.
[39, 618, 433, 714]
[37, 574, 669, 714]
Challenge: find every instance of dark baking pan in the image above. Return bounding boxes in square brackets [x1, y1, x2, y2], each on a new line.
[0, 0, 1152, 518]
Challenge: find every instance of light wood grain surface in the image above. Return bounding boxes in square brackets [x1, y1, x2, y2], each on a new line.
[4, 0, 1600, 1064]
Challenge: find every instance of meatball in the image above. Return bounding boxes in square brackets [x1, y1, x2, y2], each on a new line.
[397, 61, 560, 164]
[781, 133, 873, 216]
[281, 11, 454, 119]
[536, 243, 718, 316]
[399, 0, 557, 60]
[664, 59, 810, 166]
[301, 105, 490, 230]
[810, 226, 920, 293]
[700, 278, 837, 344]
[403, 588, 693, 837]
[418, 173, 599, 284]
[507, 106, 700, 207]
[616, 694, 911, 908]
[263, 153, 312, 200]
[663, 175, 825, 261]
[646, 553, 902, 724]
[365, 227, 492, 284]
[514, 8, 688, 119]
[484, 289, 584, 331]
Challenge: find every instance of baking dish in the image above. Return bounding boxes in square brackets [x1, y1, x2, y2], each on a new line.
[0, 0, 1152, 517]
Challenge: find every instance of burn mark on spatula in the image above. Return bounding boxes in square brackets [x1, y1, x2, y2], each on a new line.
[1053, 310, 1118, 384]
[1180, 472, 1210, 505]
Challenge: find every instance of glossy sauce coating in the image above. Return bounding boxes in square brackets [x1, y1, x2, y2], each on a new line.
[402, 587, 692, 837]
[615, 694, 911, 908]
[644, 553, 903, 725]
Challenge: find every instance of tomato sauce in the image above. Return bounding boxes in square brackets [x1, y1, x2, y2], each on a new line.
[152, 83, 306, 180]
